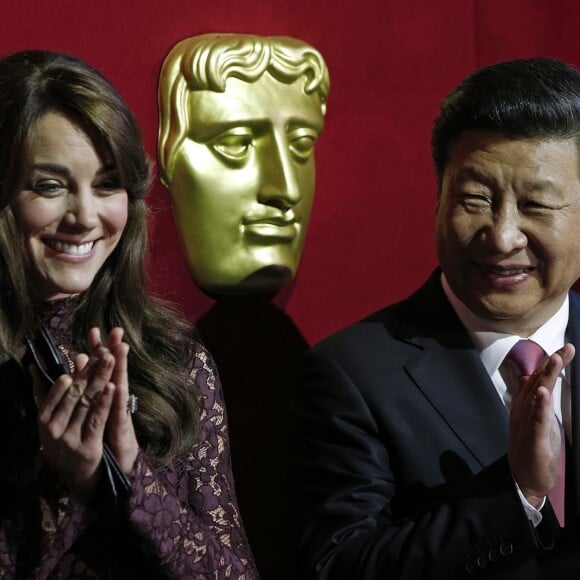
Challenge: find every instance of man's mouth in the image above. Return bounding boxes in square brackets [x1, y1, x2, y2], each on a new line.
[481, 264, 535, 276]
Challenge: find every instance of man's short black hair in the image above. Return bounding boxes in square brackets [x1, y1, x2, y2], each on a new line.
[431, 57, 580, 187]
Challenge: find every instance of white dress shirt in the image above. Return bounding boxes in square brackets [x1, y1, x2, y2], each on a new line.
[441, 273, 571, 525]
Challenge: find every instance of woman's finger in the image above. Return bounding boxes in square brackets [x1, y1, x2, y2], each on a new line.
[47, 352, 114, 434]
[81, 382, 115, 443]
[75, 352, 90, 373]
[111, 341, 129, 400]
[35, 370, 73, 424]
[88, 327, 103, 354]
[107, 327, 124, 351]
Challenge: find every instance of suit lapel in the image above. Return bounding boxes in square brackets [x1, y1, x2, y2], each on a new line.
[395, 271, 509, 468]
[406, 337, 509, 468]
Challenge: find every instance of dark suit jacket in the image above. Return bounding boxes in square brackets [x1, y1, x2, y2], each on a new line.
[290, 270, 580, 579]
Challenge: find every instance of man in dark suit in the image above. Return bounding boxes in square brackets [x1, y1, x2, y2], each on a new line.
[290, 58, 580, 579]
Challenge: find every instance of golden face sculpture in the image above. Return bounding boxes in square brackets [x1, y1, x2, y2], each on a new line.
[158, 34, 329, 296]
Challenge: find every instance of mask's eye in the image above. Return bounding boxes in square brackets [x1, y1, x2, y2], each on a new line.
[211, 128, 254, 164]
[288, 128, 319, 162]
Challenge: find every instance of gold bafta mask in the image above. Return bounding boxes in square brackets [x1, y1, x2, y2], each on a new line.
[158, 33, 329, 296]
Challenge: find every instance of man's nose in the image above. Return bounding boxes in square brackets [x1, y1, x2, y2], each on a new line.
[257, 132, 301, 209]
[480, 207, 527, 253]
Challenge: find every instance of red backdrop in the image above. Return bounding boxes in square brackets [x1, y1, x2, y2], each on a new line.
[3, 2, 580, 577]
[3, 0, 579, 344]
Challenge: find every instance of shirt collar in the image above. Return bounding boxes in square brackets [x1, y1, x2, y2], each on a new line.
[441, 273, 569, 378]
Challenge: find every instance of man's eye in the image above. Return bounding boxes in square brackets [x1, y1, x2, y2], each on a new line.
[521, 198, 557, 212]
[460, 193, 491, 210]
[289, 129, 319, 162]
[211, 132, 253, 162]
[524, 201, 547, 210]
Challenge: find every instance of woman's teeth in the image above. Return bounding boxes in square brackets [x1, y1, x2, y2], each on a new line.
[47, 240, 94, 255]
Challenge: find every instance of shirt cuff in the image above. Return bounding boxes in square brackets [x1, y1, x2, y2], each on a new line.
[515, 483, 545, 527]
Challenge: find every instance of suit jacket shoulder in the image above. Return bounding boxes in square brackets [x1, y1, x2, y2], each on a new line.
[310, 269, 472, 377]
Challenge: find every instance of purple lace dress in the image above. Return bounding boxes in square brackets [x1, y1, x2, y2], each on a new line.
[0, 298, 259, 579]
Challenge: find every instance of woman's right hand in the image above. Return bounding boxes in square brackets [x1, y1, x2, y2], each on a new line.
[32, 339, 116, 500]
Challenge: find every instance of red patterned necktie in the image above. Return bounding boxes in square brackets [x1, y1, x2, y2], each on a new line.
[505, 340, 546, 392]
[505, 339, 565, 527]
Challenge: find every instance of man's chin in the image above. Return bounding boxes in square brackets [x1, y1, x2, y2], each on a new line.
[461, 290, 532, 320]
[467, 295, 556, 334]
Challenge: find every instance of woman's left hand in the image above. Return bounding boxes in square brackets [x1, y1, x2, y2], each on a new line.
[90, 327, 140, 474]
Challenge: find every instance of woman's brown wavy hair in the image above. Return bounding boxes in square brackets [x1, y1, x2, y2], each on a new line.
[0, 50, 199, 466]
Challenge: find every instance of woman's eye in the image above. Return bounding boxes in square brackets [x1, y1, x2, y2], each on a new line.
[98, 178, 122, 192]
[32, 180, 64, 195]
[288, 129, 319, 161]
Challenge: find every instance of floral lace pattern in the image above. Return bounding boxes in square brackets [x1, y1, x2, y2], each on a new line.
[0, 299, 258, 579]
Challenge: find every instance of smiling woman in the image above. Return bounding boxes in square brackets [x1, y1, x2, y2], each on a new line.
[0, 50, 257, 579]
[13, 111, 129, 301]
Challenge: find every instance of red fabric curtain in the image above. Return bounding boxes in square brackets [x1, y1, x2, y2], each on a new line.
[2, 0, 579, 343]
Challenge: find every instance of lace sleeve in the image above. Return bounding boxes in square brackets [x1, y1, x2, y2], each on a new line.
[127, 344, 259, 579]
[0, 475, 97, 579]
